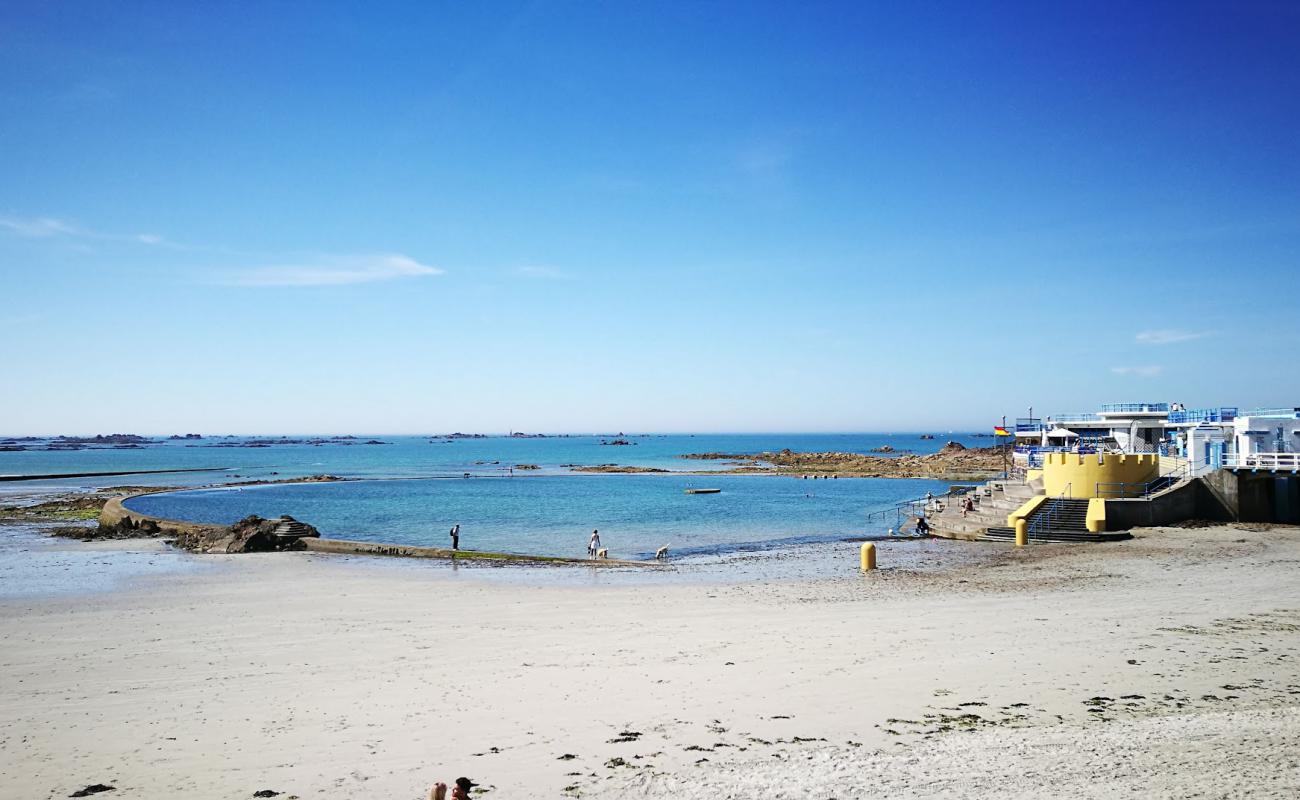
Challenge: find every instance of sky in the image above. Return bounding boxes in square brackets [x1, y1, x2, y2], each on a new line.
[2, 1, 1298, 435]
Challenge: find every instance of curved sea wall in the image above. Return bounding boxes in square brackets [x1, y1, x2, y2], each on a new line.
[100, 493, 219, 537]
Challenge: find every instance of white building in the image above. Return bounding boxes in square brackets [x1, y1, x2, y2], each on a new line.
[1015, 403, 1300, 473]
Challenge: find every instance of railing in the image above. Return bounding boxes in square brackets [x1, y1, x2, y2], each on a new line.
[1096, 458, 1190, 498]
[1241, 408, 1300, 419]
[1027, 483, 1070, 535]
[865, 490, 957, 529]
[1050, 413, 1102, 423]
[1015, 418, 1043, 433]
[1224, 452, 1300, 471]
[1100, 403, 1170, 414]
[1167, 407, 1238, 424]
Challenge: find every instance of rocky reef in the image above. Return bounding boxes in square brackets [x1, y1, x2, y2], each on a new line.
[679, 442, 1004, 479]
[169, 515, 321, 554]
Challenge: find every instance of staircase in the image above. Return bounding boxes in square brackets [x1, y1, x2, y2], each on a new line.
[931, 483, 1132, 543]
[270, 516, 316, 540]
[929, 479, 1039, 540]
[984, 498, 1131, 543]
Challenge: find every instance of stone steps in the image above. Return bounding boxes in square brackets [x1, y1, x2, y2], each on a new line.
[984, 526, 1132, 543]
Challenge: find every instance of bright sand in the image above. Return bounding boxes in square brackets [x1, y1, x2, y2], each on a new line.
[2, 525, 1299, 799]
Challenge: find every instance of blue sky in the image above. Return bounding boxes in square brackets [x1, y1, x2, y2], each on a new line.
[2, 1, 1298, 434]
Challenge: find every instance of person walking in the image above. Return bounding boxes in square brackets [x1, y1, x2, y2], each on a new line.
[449, 523, 460, 551]
[588, 529, 601, 558]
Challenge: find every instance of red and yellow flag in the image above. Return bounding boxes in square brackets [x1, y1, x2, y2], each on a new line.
[993, 426, 1011, 436]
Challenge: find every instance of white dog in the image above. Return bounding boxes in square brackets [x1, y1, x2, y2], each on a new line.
[596, 548, 609, 559]
[654, 545, 669, 560]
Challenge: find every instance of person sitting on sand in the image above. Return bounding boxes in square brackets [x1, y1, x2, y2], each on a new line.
[428, 777, 478, 800]
[961, 496, 975, 517]
[588, 529, 601, 558]
[917, 515, 931, 535]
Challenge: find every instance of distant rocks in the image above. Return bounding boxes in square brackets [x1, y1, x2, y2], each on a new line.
[569, 464, 668, 473]
[514, 464, 541, 470]
[939, 441, 967, 453]
[199, 437, 388, 448]
[167, 433, 203, 440]
[600, 439, 635, 446]
[870, 445, 896, 453]
[2, 433, 159, 451]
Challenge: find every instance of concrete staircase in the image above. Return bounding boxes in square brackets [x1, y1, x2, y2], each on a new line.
[270, 516, 316, 541]
[930, 482, 1133, 543]
[984, 498, 1132, 543]
[929, 479, 1038, 540]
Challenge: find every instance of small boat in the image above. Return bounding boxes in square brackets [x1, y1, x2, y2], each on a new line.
[685, 488, 721, 494]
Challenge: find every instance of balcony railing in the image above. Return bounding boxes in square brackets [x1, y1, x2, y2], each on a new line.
[1167, 407, 1238, 424]
[1050, 413, 1102, 423]
[1100, 403, 1170, 414]
[1241, 408, 1300, 419]
[1224, 452, 1300, 471]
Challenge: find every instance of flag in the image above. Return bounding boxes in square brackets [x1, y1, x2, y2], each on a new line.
[994, 426, 1011, 436]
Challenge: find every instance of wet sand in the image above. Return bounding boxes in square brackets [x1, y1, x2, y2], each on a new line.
[1, 524, 1298, 798]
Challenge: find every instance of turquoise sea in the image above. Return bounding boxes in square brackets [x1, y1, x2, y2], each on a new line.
[3, 433, 988, 560]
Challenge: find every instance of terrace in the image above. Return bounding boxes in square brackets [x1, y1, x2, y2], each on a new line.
[1099, 402, 1170, 415]
[1167, 407, 1238, 424]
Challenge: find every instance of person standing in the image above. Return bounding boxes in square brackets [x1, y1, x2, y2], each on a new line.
[588, 529, 601, 558]
[449, 523, 460, 551]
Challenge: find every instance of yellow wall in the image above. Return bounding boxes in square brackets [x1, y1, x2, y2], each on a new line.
[1086, 498, 1107, 532]
[1042, 453, 1159, 499]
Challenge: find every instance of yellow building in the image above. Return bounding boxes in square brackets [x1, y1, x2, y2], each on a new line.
[1041, 453, 1159, 499]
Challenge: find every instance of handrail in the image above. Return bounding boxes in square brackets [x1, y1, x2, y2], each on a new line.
[1223, 452, 1300, 471]
[1241, 408, 1300, 418]
[1027, 482, 1071, 535]
[1096, 459, 1190, 498]
[1101, 403, 1169, 414]
[1168, 407, 1238, 424]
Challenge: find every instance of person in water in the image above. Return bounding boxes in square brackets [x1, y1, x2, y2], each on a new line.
[449, 524, 460, 550]
[588, 529, 601, 558]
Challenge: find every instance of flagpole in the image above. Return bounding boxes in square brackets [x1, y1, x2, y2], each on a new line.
[1002, 415, 1008, 479]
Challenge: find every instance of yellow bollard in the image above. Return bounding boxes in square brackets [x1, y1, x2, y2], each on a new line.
[1014, 519, 1028, 547]
[860, 542, 877, 571]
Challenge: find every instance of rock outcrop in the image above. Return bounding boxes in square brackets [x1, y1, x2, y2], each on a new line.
[171, 515, 321, 554]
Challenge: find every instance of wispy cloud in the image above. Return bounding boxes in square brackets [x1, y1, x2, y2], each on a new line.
[1111, 365, 1164, 377]
[1135, 329, 1211, 345]
[0, 214, 174, 247]
[513, 265, 570, 280]
[223, 254, 444, 287]
[0, 216, 80, 238]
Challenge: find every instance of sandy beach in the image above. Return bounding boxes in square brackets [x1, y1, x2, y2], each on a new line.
[2, 524, 1299, 799]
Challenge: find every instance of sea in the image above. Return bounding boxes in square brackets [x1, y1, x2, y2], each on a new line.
[2, 433, 991, 562]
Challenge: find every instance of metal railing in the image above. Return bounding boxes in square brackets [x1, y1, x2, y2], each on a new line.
[1050, 413, 1102, 423]
[1027, 483, 1071, 535]
[1224, 452, 1300, 471]
[1096, 458, 1190, 498]
[1167, 407, 1238, 424]
[1241, 408, 1300, 419]
[1101, 403, 1170, 414]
